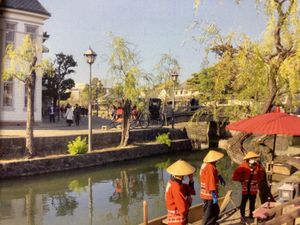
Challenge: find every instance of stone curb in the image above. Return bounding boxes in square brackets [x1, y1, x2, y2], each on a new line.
[0, 139, 192, 179]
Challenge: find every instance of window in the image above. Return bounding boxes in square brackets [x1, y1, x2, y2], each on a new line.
[5, 22, 16, 48]
[3, 81, 13, 107]
[25, 25, 38, 42]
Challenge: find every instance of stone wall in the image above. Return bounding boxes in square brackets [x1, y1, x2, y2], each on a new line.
[0, 128, 189, 160]
[0, 139, 192, 179]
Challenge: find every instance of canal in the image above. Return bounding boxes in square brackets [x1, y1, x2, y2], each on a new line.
[0, 150, 240, 225]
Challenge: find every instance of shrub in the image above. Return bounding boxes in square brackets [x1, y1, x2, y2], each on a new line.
[67, 136, 88, 155]
[156, 133, 171, 147]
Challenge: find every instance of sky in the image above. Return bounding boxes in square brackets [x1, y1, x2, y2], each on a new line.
[40, 0, 267, 86]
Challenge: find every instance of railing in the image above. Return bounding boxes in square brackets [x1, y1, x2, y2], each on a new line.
[261, 196, 300, 225]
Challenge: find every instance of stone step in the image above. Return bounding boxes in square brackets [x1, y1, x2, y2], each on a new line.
[285, 145, 300, 156]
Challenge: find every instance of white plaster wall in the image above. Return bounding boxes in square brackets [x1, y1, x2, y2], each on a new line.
[0, 8, 49, 123]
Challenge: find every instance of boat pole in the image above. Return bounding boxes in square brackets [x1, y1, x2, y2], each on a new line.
[143, 200, 148, 225]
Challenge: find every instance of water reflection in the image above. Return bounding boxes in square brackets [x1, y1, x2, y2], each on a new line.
[0, 151, 240, 225]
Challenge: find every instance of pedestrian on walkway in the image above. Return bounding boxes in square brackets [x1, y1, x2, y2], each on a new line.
[48, 103, 56, 123]
[200, 150, 225, 225]
[165, 159, 195, 225]
[65, 104, 74, 126]
[232, 151, 264, 220]
[74, 104, 81, 126]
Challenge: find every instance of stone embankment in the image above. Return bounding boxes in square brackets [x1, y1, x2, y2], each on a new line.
[0, 128, 188, 160]
[0, 128, 192, 179]
[0, 140, 190, 179]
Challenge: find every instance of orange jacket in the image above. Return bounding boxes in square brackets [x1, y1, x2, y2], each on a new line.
[232, 162, 263, 195]
[199, 163, 219, 200]
[165, 180, 190, 224]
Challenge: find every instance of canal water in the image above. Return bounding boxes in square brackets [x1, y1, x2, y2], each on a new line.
[0, 150, 241, 225]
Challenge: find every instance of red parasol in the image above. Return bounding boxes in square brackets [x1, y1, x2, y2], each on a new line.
[226, 107, 300, 186]
[226, 109, 300, 135]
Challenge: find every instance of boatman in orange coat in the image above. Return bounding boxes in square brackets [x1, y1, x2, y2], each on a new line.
[165, 159, 196, 225]
[232, 151, 264, 219]
[200, 150, 225, 225]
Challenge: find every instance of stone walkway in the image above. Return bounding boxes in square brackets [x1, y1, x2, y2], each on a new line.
[0, 116, 121, 138]
[0, 116, 176, 138]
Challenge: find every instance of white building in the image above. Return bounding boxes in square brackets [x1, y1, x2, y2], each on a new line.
[0, 0, 50, 125]
[175, 81, 199, 100]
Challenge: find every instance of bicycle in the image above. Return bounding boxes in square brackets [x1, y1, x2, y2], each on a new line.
[130, 111, 150, 129]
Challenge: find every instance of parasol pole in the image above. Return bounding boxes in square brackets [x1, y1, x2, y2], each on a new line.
[268, 134, 277, 191]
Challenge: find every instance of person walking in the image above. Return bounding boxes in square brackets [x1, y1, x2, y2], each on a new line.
[48, 103, 56, 123]
[232, 151, 263, 220]
[65, 104, 74, 126]
[74, 104, 81, 126]
[200, 150, 225, 225]
[165, 159, 195, 225]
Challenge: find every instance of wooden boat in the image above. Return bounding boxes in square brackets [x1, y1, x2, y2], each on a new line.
[139, 190, 233, 225]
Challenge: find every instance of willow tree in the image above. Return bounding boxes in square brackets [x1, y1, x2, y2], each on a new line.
[191, 0, 300, 155]
[191, 0, 300, 201]
[3, 35, 49, 157]
[152, 54, 181, 104]
[108, 35, 141, 146]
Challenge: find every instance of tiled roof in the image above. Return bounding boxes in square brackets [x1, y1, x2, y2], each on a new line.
[2, 0, 51, 16]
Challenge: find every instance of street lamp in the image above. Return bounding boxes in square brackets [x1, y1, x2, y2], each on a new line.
[84, 47, 97, 153]
[171, 71, 179, 129]
[96, 80, 101, 117]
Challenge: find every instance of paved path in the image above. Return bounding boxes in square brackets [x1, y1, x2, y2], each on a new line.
[0, 116, 117, 138]
[0, 116, 173, 138]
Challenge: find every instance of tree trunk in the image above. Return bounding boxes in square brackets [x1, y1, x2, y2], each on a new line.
[226, 133, 252, 164]
[25, 188, 35, 225]
[120, 99, 131, 146]
[26, 71, 36, 157]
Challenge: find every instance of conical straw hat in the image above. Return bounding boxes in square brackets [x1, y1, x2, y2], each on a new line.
[203, 150, 224, 163]
[166, 160, 195, 176]
[243, 151, 260, 160]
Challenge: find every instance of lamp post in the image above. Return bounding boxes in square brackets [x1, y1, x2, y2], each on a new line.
[84, 47, 97, 153]
[171, 71, 179, 129]
[96, 80, 102, 117]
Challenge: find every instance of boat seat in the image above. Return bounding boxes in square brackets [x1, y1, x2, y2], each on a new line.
[162, 218, 194, 225]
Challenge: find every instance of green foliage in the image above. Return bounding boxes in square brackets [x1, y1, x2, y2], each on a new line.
[80, 77, 105, 107]
[108, 34, 142, 104]
[189, 0, 300, 118]
[154, 53, 181, 85]
[151, 53, 181, 103]
[156, 133, 171, 147]
[67, 136, 88, 155]
[42, 53, 77, 104]
[155, 158, 171, 169]
[3, 35, 50, 155]
[68, 179, 86, 193]
[3, 35, 44, 81]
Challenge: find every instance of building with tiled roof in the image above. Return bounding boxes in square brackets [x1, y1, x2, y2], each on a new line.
[0, 0, 50, 125]
[1, 0, 51, 16]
